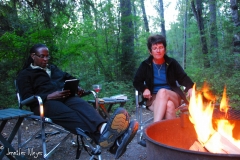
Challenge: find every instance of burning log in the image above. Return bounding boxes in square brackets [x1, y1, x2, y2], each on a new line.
[189, 141, 208, 152]
[204, 131, 240, 154]
[189, 132, 240, 154]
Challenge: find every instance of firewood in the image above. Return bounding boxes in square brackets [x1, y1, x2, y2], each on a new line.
[204, 132, 240, 154]
[189, 141, 208, 152]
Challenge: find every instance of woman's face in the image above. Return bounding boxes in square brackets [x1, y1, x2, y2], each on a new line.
[150, 43, 165, 60]
[31, 47, 50, 68]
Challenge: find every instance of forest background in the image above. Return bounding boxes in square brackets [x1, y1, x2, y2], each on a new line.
[0, 0, 240, 111]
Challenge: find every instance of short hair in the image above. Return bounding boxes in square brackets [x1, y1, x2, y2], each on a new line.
[147, 34, 167, 52]
[29, 43, 48, 54]
[22, 44, 48, 70]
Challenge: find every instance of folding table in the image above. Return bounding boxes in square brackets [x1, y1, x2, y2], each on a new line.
[0, 108, 33, 160]
[88, 98, 128, 119]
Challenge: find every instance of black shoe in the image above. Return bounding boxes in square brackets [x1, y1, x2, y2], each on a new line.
[99, 107, 130, 149]
[139, 139, 146, 147]
[109, 120, 139, 159]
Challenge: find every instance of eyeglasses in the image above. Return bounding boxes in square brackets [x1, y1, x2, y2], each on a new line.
[34, 54, 51, 60]
[152, 46, 165, 51]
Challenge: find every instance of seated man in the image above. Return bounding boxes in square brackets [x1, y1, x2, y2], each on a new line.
[17, 43, 138, 159]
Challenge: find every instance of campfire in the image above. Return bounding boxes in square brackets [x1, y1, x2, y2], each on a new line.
[188, 83, 240, 154]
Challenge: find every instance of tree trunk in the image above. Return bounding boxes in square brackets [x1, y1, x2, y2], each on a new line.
[209, 0, 218, 64]
[158, 0, 166, 37]
[230, 0, 240, 53]
[230, 0, 240, 27]
[120, 0, 135, 80]
[140, 0, 149, 32]
[191, 0, 210, 68]
[43, 0, 52, 28]
[183, 0, 188, 69]
[0, 0, 22, 35]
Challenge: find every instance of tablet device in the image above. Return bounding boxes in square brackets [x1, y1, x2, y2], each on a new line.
[63, 79, 80, 96]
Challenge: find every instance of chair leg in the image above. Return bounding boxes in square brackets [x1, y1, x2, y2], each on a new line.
[70, 134, 76, 146]
[75, 128, 102, 159]
[41, 120, 47, 158]
[137, 106, 144, 143]
[17, 125, 22, 148]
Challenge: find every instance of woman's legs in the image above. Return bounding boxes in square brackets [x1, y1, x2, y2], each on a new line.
[148, 89, 181, 122]
[165, 101, 176, 119]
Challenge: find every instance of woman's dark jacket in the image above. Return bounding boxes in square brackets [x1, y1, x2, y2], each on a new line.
[17, 64, 75, 110]
[133, 55, 194, 104]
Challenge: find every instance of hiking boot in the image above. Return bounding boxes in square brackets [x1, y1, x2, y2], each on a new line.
[108, 119, 139, 159]
[99, 107, 130, 149]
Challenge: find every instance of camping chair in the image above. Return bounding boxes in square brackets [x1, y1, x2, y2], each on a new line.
[15, 80, 103, 160]
[135, 82, 188, 147]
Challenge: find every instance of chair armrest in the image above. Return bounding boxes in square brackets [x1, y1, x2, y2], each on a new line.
[135, 90, 146, 106]
[79, 90, 97, 99]
[21, 95, 44, 118]
[79, 90, 95, 97]
[21, 96, 37, 105]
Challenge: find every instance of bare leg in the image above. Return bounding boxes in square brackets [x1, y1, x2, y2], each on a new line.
[165, 101, 176, 119]
[148, 89, 180, 122]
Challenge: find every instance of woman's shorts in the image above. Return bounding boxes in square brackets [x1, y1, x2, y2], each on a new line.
[146, 94, 156, 107]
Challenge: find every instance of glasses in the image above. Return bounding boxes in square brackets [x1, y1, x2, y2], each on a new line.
[34, 54, 51, 60]
[152, 46, 165, 51]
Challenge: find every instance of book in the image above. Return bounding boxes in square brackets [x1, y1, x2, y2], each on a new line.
[63, 79, 80, 96]
[110, 94, 128, 100]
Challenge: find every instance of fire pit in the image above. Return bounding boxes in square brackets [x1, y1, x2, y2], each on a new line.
[144, 112, 240, 160]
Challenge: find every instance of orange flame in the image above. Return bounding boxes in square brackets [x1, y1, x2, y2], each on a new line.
[220, 85, 229, 117]
[188, 83, 240, 153]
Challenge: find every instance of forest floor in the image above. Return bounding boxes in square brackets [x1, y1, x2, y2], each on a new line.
[1, 109, 153, 160]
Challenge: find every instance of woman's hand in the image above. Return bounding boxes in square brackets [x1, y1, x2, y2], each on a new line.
[47, 90, 71, 99]
[187, 88, 193, 98]
[143, 89, 152, 100]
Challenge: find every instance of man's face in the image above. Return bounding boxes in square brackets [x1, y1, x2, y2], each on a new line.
[31, 47, 50, 68]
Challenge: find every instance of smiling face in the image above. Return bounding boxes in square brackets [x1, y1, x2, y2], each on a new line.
[31, 47, 50, 68]
[150, 43, 166, 61]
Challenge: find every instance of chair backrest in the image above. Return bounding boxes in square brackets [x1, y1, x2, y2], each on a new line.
[14, 79, 23, 109]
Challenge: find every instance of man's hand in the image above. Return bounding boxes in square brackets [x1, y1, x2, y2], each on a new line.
[47, 90, 71, 99]
[77, 86, 85, 96]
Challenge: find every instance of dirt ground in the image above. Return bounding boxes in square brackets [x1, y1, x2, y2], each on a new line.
[1, 109, 153, 160]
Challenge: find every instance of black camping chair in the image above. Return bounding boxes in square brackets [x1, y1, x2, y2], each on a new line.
[15, 80, 104, 160]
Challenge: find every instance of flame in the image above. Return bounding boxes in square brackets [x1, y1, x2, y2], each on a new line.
[201, 81, 217, 102]
[220, 86, 229, 116]
[189, 84, 215, 145]
[188, 83, 240, 153]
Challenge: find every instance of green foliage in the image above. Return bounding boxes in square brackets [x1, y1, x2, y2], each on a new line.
[165, 0, 240, 110]
[0, 0, 240, 112]
[185, 53, 240, 110]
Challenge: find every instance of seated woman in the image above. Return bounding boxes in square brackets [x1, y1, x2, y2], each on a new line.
[133, 34, 194, 122]
[17, 43, 138, 159]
